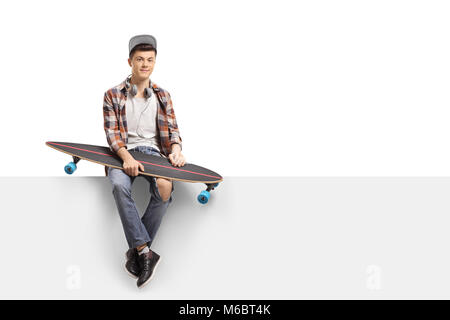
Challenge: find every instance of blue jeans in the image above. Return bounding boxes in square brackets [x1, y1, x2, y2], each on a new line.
[107, 146, 173, 249]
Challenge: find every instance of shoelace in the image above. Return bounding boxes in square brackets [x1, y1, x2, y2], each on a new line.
[139, 253, 153, 271]
[142, 258, 152, 272]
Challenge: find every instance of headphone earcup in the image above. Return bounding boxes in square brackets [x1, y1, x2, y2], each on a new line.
[130, 84, 138, 96]
[144, 87, 152, 99]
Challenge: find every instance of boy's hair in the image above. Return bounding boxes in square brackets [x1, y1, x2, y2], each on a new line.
[129, 43, 157, 59]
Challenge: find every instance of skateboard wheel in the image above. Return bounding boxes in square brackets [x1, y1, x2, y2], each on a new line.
[197, 190, 210, 204]
[64, 162, 77, 174]
[213, 183, 219, 188]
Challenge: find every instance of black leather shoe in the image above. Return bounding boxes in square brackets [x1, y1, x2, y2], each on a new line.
[137, 250, 161, 288]
[125, 248, 140, 278]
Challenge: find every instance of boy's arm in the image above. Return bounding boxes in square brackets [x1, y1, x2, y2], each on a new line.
[165, 92, 183, 151]
[103, 91, 143, 176]
[103, 91, 126, 153]
[116, 147, 134, 162]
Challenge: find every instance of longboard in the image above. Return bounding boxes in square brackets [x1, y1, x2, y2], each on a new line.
[46, 141, 222, 204]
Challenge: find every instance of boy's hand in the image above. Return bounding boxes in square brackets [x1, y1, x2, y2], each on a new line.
[123, 158, 145, 176]
[169, 144, 186, 167]
[117, 147, 144, 176]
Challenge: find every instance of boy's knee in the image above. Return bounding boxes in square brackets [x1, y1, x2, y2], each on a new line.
[112, 181, 131, 196]
[156, 178, 172, 202]
[109, 172, 131, 195]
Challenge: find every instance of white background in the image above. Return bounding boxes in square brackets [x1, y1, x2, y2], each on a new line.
[1, 0, 450, 176]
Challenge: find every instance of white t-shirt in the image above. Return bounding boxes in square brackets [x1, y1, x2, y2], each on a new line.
[125, 90, 160, 151]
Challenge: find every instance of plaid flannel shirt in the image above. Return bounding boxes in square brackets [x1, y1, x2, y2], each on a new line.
[103, 77, 182, 158]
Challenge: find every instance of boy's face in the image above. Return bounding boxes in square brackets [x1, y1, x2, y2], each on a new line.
[128, 50, 156, 81]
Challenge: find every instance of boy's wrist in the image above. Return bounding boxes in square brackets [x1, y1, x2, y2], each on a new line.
[171, 143, 181, 153]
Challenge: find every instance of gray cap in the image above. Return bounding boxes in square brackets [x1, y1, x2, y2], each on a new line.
[129, 34, 157, 55]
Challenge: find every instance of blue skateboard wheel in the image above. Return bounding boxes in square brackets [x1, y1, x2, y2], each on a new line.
[64, 162, 77, 174]
[197, 190, 210, 204]
[213, 183, 219, 188]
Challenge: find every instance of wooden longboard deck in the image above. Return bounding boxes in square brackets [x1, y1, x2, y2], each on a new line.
[46, 141, 223, 184]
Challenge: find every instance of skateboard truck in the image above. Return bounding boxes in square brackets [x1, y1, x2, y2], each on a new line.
[64, 156, 81, 175]
[197, 183, 220, 204]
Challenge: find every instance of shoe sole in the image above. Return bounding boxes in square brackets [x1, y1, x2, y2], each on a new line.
[138, 257, 161, 289]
